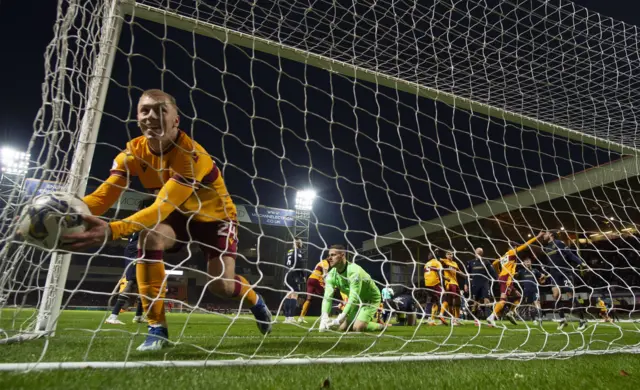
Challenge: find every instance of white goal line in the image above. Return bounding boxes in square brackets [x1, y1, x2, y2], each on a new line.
[2, 348, 639, 372]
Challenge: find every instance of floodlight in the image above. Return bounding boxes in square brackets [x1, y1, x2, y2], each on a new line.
[0, 147, 30, 175]
[295, 189, 316, 211]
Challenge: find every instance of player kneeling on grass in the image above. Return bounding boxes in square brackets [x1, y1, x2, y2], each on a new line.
[390, 291, 418, 326]
[63, 89, 272, 352]
[319, 245, 386, 332]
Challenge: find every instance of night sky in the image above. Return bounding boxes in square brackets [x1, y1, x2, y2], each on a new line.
[1, 0, 638, 261]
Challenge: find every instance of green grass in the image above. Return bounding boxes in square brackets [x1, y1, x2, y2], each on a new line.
[0, 309, 639, 389]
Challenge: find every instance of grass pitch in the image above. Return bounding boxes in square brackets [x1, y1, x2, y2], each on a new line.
[0, 309, 639, 389]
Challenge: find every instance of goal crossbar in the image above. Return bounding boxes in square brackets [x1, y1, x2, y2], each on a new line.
[120, 0, 638, 157]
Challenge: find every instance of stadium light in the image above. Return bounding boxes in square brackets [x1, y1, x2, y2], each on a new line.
[1, 147, 30, 176]
[560, 227, 565, 231]
[165, 270, 184, 276]
[609, 217, 615, 221]
[295, 189, 316, 211]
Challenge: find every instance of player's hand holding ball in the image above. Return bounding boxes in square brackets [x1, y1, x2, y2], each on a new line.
[17, 192, 109, 251]
[61, 213, 112, 251]
[17, 192, 91, 250]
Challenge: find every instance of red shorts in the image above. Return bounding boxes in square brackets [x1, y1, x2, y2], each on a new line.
[306, 278, 325, 297]
[426, 285, 443, 302]
[499, 275, 514, 296]
[164, 212, 238, 260]
[447, 284, 460, 295]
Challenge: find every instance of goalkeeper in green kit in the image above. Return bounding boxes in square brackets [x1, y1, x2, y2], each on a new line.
[319, 245, 387, 332]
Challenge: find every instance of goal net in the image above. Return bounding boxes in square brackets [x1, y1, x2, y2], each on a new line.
[1, 0, 640, 370]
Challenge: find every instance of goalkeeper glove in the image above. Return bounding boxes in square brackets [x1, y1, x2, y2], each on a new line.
[330, 312, 347, 327]
[319, 313, 330, 332]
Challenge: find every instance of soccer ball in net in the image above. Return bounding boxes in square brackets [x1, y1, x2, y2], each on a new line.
[17, 192, 90, 250]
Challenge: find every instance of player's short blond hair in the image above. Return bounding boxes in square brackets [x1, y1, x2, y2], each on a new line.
[140, 89, 178, 107]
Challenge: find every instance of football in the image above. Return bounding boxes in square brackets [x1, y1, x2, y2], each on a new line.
[17, 192, 90, 250]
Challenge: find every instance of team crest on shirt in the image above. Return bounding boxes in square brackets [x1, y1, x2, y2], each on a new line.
[140, 162, 147, 172]
[192, 152, 199, 163]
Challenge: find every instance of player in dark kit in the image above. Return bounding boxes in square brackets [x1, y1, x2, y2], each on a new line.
[515, 257, 548, 324]
[105, 198, 155, 325]
[282, 240, 303, 323]
[465, 247, 497, 325]
[542, 231, 589, 331]
[390, 291, 418, 326]
[105, 231, 145, 324]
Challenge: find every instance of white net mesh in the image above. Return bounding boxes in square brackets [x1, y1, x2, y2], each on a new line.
[0, 0, 639, 370]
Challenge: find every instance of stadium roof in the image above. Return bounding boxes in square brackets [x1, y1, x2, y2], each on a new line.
[362, 156, 640, 254]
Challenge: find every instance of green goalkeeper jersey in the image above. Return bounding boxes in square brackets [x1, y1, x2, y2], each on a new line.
[321, 262, 381, 314]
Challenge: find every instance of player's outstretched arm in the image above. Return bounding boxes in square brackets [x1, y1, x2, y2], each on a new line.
[342, 274, 363, 316]
[514, 233, 544, 254]
[109, 179, 194, 240]
[83, 151, 133, 216]
[64, 180, 195, 251]
[108, 147, 213, 240]
[560, 245, 584, 267]
[83, 174, 128, 216]
[320, 278, 335, 315]
[319, 277, 336, 331]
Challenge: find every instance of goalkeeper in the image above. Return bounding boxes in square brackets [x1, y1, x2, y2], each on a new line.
[319, 245, 385, 332]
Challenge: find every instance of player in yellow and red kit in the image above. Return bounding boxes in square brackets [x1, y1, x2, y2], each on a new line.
[596, 296, 620, 323]
[298, 257, 330, 323]
[486, 233, 544, 327]
[423, 253, 446, 325]
[63, 89, 272, 351]
[440, 251, 462, 325]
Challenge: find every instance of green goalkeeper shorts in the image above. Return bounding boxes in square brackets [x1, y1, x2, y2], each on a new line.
[346, 302, 380, 323]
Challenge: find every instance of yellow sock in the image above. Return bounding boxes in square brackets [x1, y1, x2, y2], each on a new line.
[136, 251, 167, 327]
[431, 304, 438, 320]
[300, 300, 311, 317]
[453, 306, 460, 319]
[494, 301, 506, 316]
[440, 301, 449, 316]
[231, 275, 259, 306]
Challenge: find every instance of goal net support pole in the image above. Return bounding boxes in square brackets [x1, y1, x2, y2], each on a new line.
[0, 0, 124, 343]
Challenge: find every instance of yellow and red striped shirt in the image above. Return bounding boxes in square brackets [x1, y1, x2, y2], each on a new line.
[309, 259, 330, 286]
[83, 131, 237, 240]
[440, 258, 459, 286]
[423, 259, 443, 287]
[493, 236, 539, 278]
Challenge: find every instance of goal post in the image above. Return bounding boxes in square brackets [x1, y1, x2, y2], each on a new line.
[2, 0, 640, 370]
[1, 0, 124, 342]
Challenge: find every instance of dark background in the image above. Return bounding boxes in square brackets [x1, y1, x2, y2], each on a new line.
[0, 0, 636, 266]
